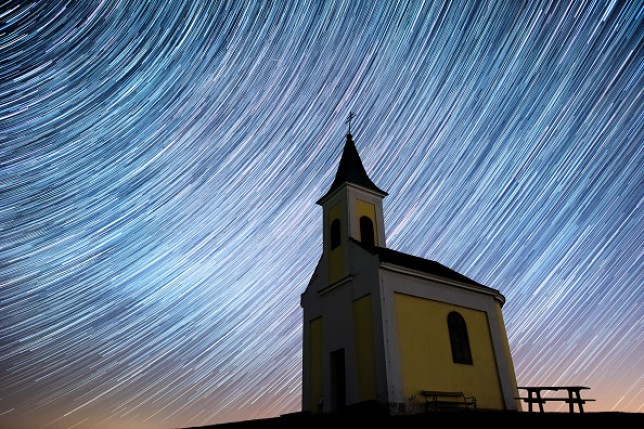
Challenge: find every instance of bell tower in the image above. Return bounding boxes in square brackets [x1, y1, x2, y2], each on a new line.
[316, 131, 388, 284]
[302, 123, 390, 414]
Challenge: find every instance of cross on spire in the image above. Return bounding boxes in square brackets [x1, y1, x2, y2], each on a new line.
[345, 111, 356, 134]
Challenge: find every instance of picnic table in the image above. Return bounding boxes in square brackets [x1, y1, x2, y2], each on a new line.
[517, 386, 595, 413]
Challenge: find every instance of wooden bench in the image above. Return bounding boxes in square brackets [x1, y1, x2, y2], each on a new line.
[516, 386, 595, 413]
[420, 390, 477, 412]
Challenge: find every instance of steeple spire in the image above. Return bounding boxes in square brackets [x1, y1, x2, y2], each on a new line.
[317, 121, 388, 205]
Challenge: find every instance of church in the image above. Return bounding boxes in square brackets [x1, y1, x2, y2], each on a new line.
[301, 127, 521, 414]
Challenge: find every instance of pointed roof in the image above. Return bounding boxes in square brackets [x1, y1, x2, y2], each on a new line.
[317, 133, 388, 204]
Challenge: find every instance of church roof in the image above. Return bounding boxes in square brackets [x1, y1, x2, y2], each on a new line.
[317, 133, 388, 204]
[351, 238, 496, 291]
[375, 246, 488, 288]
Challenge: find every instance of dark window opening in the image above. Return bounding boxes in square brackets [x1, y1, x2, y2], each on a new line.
[448, 312, 473, 364]
[330, 219, 341, 249]
[360, 216, 375, 247]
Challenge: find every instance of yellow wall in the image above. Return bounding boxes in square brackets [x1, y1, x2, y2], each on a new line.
[328, 204, 344, 282]
[352, 294, 377, 401]
[394, 293, 504, 410]
[356, 199, 378, 245]
[308, 317, 323, 412]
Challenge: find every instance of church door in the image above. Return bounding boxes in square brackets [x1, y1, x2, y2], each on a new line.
[330, 349, 346, 411]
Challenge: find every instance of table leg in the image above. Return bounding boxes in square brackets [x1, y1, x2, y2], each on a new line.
[574, 390, 584, 413]
[536, 392, 544, 413]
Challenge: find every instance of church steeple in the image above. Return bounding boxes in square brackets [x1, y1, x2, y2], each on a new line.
[316, 127, 388, 283]
[316, 133, 388, 205]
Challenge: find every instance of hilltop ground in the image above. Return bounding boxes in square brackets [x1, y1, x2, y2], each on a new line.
[185, 409, 642, 428]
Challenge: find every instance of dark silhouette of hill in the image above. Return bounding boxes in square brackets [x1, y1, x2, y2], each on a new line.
[184, 410, 642, 428]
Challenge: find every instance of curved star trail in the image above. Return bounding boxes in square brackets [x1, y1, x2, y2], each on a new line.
[1, 1, 642, 428]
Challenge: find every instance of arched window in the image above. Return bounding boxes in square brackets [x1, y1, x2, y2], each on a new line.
[359, 216, 375, 247]
[330, 219, 341, 249]
[447, 312, 473, 364]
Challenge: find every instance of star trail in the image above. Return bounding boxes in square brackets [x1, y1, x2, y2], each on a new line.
[1, 1, 642, 428]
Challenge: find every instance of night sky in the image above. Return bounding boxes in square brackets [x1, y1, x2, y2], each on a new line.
[1, 1, 642, 428]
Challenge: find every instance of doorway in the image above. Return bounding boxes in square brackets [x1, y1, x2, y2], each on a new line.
[330, 348, 346, 411]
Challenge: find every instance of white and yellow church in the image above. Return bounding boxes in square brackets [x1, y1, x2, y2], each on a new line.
[301, 130, 521, 414]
